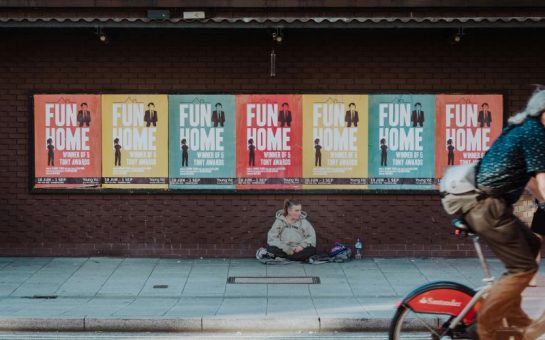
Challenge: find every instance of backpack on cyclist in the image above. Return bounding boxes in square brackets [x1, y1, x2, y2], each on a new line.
[440, 161, 484, 215]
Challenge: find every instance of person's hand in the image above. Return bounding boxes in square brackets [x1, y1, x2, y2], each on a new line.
[293, 245, 304, 253]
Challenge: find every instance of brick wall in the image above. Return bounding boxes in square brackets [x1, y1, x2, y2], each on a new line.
[0, 27, 543, 257]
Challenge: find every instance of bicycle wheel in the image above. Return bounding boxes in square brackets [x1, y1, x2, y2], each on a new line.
[389, 304, 458, 339]
[389, 281, 477, 340]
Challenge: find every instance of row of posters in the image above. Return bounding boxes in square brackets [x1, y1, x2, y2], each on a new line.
[34, 94, 503, 190]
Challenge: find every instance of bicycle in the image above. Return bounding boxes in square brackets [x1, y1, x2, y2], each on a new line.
[388, 218, 524, 340]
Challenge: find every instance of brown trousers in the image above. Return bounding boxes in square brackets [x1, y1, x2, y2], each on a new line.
[464, 195, 541, 339]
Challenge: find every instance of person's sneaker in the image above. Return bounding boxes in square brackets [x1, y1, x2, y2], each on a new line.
[256, 247, 274, 260]
[267, 256, 293, 265]
[308, 255, 330, 264]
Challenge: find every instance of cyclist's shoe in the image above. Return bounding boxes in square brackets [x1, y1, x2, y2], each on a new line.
[523, 310, 545, 340]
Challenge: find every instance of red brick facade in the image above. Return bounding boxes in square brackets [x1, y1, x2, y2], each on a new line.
[0, 27, 542, 257]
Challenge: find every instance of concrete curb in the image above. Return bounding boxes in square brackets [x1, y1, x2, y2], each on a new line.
[0, 318, 84, 331]
[0, 317, 393, 332]
[202, 317, 320, 332]
[319, 317, 391, 332]
[85, 318, 202, 332]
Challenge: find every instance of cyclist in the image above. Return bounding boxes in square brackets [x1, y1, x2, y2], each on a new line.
[447, 88, 545, 339]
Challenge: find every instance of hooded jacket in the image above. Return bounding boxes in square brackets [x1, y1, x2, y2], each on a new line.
[267, 210, 316, 254]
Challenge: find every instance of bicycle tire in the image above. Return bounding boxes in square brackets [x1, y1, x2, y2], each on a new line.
[389, 281, 478, 340]
[389, 303, 453, 340]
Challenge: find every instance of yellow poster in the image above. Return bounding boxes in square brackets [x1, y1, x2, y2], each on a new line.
[102, 94, 168, 189]
[302, 95, 368, 189]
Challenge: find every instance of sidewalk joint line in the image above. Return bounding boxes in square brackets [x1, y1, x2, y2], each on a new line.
[373, 258, 397, 297]
[11, 257, 54, 296]
[136, 257, 160, 297]
[0, 258, 15, 271]
[410, 257, 430, 283]
[93, 258, 125, 297]
[54, 257, 90, 296]
[179, 259, 194, 296]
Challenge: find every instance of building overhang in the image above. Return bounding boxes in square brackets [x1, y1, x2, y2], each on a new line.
[1, 16, 545, 29]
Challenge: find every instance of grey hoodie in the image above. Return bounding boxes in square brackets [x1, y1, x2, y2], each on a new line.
[267, 210, 316, 254]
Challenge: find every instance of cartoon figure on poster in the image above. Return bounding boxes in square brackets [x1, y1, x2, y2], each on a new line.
[144, 102, 158, 127]
[77, 102, 91, 127]
[345, 102, 359, 127]
[278, 102, 292, 127]
[411, 102, 425, 127]
[380, 138, 388, 166]
[114, 138, 122, 166]
[248, 138, 256, 166]
[212, 102, 226, 127]
[447, 138, 455, 165]
[314, 138, 322, 167]
[181, 138, 189, 167]
[478, 102, 492, 128]
[236, 95, 302, 189]
[46, 138, 55, 166]
[368, 95, 435, 189]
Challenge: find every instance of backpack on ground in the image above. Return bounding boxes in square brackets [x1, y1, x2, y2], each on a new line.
[328, 242, 352, 263]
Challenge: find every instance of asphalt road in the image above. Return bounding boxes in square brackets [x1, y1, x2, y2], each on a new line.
[2, 331, 543, 339]
[0, 332, 405, 340]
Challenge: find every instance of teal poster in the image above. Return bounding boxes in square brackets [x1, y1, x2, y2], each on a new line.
[169, 95, 236, 189]
[368, 95, 435, 189]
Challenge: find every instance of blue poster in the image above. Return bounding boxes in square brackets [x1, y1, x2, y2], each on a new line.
[368, 95, 436, 189]
[168, 95, 236, 189]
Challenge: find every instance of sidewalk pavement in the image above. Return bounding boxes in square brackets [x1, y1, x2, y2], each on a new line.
[0, 256, 543, 333]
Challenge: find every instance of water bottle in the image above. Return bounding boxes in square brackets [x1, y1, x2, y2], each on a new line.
[355, 238, 363, 259]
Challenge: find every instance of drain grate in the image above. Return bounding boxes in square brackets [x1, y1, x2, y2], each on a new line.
[227, 276, 320, 284]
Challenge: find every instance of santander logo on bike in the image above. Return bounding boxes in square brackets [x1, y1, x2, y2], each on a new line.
[418, 297, 462, 307]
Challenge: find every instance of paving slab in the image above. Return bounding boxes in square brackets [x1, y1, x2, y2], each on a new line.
[57, 258, 123, 297]
[267, 297, 317, 317]
[267, 283, 310, 297]
[96, 258, 158, 297]
[63, 298, 135, 317]
[165, 297, 222, 317]
[215, 297, 267, 317]
[0, 256, 541, 334]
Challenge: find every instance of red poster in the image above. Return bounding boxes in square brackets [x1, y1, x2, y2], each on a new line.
[435, 94, 503, 180]
[34, 94, 102, 188]
[236, 95, 302, 189]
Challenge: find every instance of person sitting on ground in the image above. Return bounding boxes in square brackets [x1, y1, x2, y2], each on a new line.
[256, 199, 316, 262]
